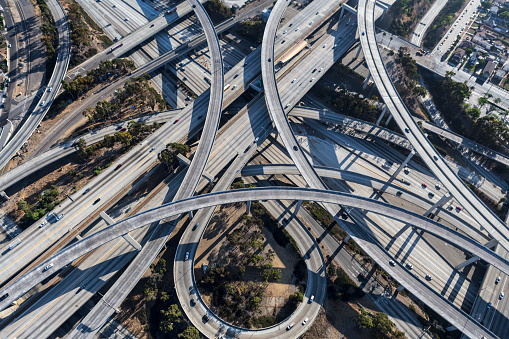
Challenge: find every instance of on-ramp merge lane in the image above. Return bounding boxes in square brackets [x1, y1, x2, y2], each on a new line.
[0, 187, 503, 338]
[358, 0, 509, 251]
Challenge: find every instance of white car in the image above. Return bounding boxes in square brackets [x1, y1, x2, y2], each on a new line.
[309, 21, 313, 25]
[48, 87, 52, 92]
[291, 79, 296, 83]
[302, 317, 308, 325]
[185, 252, 189, 261]
[323, 43, 327, 48]
[40, 101, 46, 106]
[43, 263, 53, 271]
[309, 295, 314, 303]
[283, 30, 287, 34]
[500, 292, 505, 300]
[295, 27, 299, 31]
[286, 323, 294, 330]
[319, 68, 323, 72]
[56, 213, 64, 220]
[150, 147, 156, 152]
[7, 44, 11, 48]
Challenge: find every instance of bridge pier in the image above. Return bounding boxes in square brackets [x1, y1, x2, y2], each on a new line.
[376, 106, 387, 126]
[355, 44, 363, 59]
[396, 285, 405, 292]
[188, 211, 194, 219]
[389, 150, 415, 182]
[424, 195, 453, 217]
[294, 200, 303, 215]
[344, 234, 351, 243]
[455, 239, 499, 270]
[246, 200, 251, 215]
[100, 212, 141, 251]
[384, 113, 393, 126]
[362, 72, 371, 90]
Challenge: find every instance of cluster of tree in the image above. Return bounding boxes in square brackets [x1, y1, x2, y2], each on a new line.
[355, 310, 406, 338]
[423, 0, 467, 49]
[200, 264, 268, 326]
[240, 18, 266, 44]
[498, 7, 509, 22]
[83, 76, 169, 122]
[77, 121, 161, 160]
[158, 142, 190, 170]
[198, 203, 299, 327]
[36, 0, 57, 59]
[115, 74, 169, 111]
[397, 48, 419, 80]
[17, 186, 60, 226]
[67, 3, 108, 66]
[328, 88, 380, 124]
[0, 14, 4, 31]
[327, 265, 365, 302]
[387, 0, 419, 37]
[204, 0, 234, 24]
[62, 59, 135, 99]
[425, 71, 509, 152]
[249, 201, 301, 255]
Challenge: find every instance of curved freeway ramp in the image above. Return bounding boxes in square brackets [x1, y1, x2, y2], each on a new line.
[0, 187, 504, 338]
[66, 1, 224, 337]
[0, 0, 71, 170]
[173, 195, 326, 339]
[261, 1, 498, 337]
[357, 0, 509, 251]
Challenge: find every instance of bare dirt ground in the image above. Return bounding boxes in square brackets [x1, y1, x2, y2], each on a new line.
[195, 203, 300, 319]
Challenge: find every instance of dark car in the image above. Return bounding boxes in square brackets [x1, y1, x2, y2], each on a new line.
[93, 198, 101, 205]
[173, 119, 180, 124]
[293, 146, 298, 151]
[120, 127, 127, 132]
[115, 164, 122, 170]
[203, 314, 210, 322]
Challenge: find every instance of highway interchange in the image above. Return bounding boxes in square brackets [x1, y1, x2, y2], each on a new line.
[0, 0, 509, 338]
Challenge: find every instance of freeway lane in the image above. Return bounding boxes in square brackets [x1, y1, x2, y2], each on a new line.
[65, 0, 204, 82]
[0, 109, 180, 192]
[67, 2, 223, 338]
[410, 0, 448, 46]
[358, 0, 509, 250]
[0, 0, 71, 170]
[0, 0, 340, 290]
[262, 0, 496, 337]
[0, 187, 503, 338]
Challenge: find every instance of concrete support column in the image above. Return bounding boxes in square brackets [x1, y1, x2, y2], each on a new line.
[188, 211, 194, 219]
[294, 200, 303, 215]
[355, 44, 363, 59]
[344, 235, 351, 243]
[396, 285, 405, 292]
[424, 195, 453, 217]
[384, 113, 393, 126]
[362, 72, 371, 90]
[390, 150, 415, 180]
[446, 326, 457, 332]
[340, 6, 345, 19]
[380, 8, 387, 21]
[484, 238, 498, 249]
[376, 106, 387, 126]
[246, 200, 251, 215]
[455, 256, 480, 270]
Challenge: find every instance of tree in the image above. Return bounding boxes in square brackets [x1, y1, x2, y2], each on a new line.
[160, 304, 182, 333]
[413, 86, 427, 97]
[289, 291, 303, 303]
[373, 312, 395, 338]
[355, 309, 374, 329]
[158, 143, 190, 170]
[467, 107, 481, 119]
[178, 327, 200, 339]
[481, 1, 492, 9]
